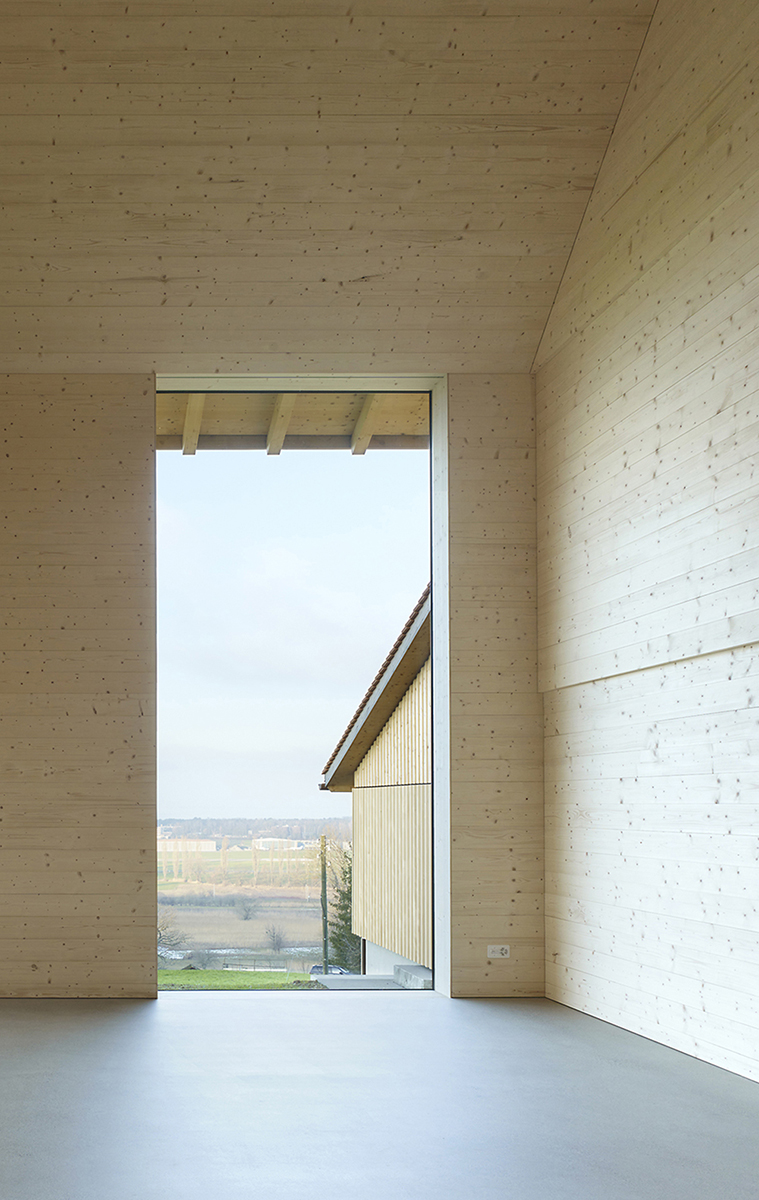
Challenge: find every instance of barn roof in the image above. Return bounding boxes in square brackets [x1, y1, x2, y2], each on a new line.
[321, 584, 431, 792]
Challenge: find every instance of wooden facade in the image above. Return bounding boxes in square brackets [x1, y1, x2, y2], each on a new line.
[0, 0, 757, 1083]
[354, 659, 431, 793]
[353, 659, 432, 969]
[323, 590, 432, 968]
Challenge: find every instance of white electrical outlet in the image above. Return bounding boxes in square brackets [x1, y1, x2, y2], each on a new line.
[487, 944, 510, 959]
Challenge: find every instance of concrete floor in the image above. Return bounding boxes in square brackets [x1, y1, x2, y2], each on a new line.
[1, 994, 758, 1200]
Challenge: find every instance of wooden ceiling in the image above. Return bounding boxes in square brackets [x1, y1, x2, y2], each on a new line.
[0, 1, 656, 377]
[157, 390, 429, 451]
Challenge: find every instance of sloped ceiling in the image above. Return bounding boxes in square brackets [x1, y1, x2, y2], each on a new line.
[0, 0, 656, 376]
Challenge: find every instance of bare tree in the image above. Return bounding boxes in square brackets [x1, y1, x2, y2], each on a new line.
[157, 910, 187, 959]
[265, 924, 286, 952]
[235, 895, 259, 921]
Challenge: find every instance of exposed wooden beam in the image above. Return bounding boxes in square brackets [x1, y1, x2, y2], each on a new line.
[350, 393, 382, 455]
[155, 389, 431, 451]
[181, 393, 205, 455]
[266, 393, 296, 455]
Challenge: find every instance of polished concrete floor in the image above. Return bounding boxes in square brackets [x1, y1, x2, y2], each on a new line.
[1, 993, 757, 1199]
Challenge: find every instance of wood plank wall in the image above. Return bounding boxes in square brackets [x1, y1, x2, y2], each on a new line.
[0, 1, 653, 378]
[445, 374, 544, 997]
[0, 374, 156, 997]
[355, 657, 432, 792]
[353, 659, 432, 968]
[534, 0, 759, 1079]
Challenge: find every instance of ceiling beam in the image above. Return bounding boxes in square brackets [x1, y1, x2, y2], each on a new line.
[266, 393, 296, 455]
[181, 393, 205, 455]
[350, 393, 381, 455]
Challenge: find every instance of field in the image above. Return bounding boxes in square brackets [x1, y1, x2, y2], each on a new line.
[158, 883, 324, 971]
[158, 969, 320, 991]
[158, 846, 321, 890]
[162, 894, 322, 947]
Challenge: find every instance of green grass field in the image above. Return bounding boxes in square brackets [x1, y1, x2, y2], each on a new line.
[158, 969, 320, 991]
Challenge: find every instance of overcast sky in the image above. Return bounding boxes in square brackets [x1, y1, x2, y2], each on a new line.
[157, 447, 430, 822]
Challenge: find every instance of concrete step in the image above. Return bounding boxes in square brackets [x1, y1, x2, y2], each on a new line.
[315, 974, 403, 990]
[394, 964, 433, 990]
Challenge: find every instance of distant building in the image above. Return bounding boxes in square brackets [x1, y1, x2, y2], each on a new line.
[253, 838, 306, 851]
[322, 586, 431, 977]
[157, 839, 217, 854]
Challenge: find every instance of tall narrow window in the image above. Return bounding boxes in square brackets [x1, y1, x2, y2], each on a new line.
[156, 388, 430, 991]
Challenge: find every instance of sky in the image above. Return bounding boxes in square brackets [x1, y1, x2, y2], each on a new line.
[157, 447, 430, 822]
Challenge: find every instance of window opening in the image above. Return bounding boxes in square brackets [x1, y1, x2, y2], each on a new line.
[156, 388, 432, 992]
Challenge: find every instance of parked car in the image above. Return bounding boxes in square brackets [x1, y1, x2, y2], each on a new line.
[309, 964, 350, 975]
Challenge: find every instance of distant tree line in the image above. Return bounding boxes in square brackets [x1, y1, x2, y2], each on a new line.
[159, 891, 241, 908]
[158, 816, 352, 842]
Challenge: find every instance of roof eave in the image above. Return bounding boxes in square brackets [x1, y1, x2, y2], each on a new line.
[321, 595, 431, 792]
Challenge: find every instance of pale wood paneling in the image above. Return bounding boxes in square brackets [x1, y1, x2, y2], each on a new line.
[353, 659, 432, 968]
[535, 0, 759, 1079]
[354, 658, 431, 791]
[156, 389, 429, 450]
[535, 0, 759, 693]
[0, 3, 654, 378]
[353, 785, 432, 969]
[0, 374, 156, 998]
[544, 647, 759, 1081]
[446, 374, 544, 997]
[0, 1, 668, 1010]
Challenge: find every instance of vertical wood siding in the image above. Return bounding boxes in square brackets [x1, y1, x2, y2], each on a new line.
[535, 0, 759, 1080]
[353, 785, 432, 969]
[354, 658, 431, 791]
[353, 659, 432, 968]
[0, 375, 156, 998]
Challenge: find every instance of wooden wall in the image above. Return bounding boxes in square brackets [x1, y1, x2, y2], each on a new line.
[353, 658, 431, 968]
[535, 0, 759, 1079]
[0, 1, 653, 379]
[354, 657, 431, 792]
[444, 373, 544, 997]
[0, 2, 656, 1003]
[0, 375, 156, 997]
[353, 652, 429, 969]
